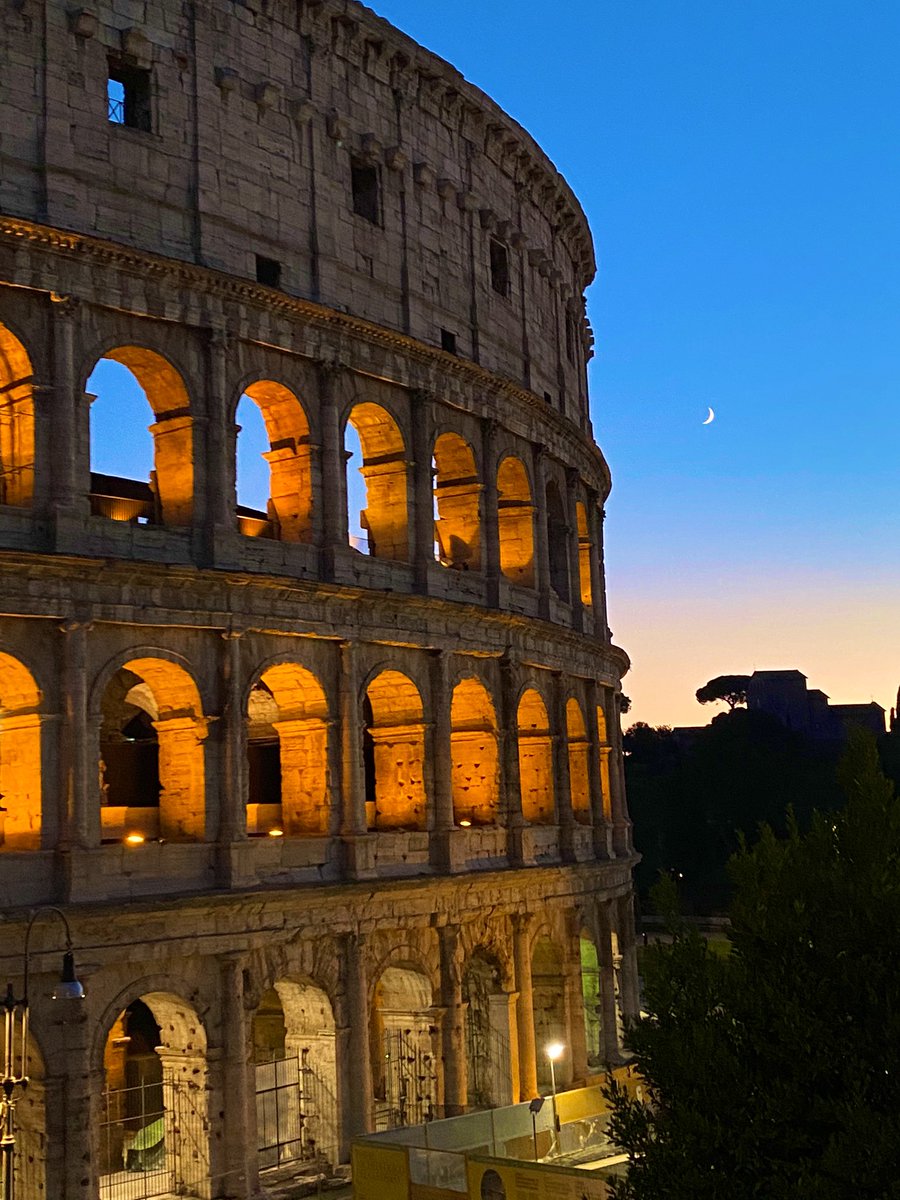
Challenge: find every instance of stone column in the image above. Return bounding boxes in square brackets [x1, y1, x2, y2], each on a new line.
[588, 497, 607, 637]
[607, 688, 632, 857]
[552, 672, 576, 863]
[596, 901, 621, 1064]
[586, 678, 612, 860]
[480, 418, 501, 606]
[339, 641, 374, 878]
[565, 469, 584, 631]
[411, 389, 435, 594]
[531, 445, 551, 618]
[205, 329, 234, 532]
[49, 293, 86, 515]
[499, 653, 524, 865]
[429, 650, 459, 870]
[217, 953, 257, 1199]
[317, 362, 347, 579]
[616, 893, 641, 1023]
[438, 925, 467, 1115]
[59, 620, 93, 856]
[219, 630, 247, 846]
[564, 913, 589, 1084]
[512, 913, 538, 1100]
[41, 993, 99, 1200]
[340, 932, 374, 1150]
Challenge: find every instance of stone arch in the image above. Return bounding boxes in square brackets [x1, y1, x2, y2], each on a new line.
[252, 978, 339, 1170]
[0, 650, 43, 851]
[89, 345, 194, 526]
[0, 319, 35, 507]
[566, 697, 591, 824]
[576, 501, 593, 607]
[371, 963, 436, 1128]
[545, 478, 570, 602]
[99, 989, 209, 1199]
[450, 677, 499, 827]
[237, 379, 314, 542]
[363, 669, 426, 831]
[345, 402, 409, 561]
[462, 948, 513, 1109]
[98, 656, 207, 843]
[597, 705, 612, 821]
[246, 662, 330, 837]
[516, 688, 555, 825]
[579, 931, 603, 1066]
[497, 456, 534, 587]
[531, 935, 567, 1090]
[433, 431, 481, 570]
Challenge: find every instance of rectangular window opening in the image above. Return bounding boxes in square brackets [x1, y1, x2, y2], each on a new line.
[490, 238, 510, 297]
[440, 329, 457, 355]
[351, 158, 380, 224]
[565, 314, 577, 364]
[107, 62, 151, 132]
[255, 255, 282, 288]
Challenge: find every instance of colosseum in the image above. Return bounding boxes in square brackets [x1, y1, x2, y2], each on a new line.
[0, 1, 637, 1197]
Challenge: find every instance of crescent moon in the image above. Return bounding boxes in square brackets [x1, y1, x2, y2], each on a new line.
[702, 407, 715, 425]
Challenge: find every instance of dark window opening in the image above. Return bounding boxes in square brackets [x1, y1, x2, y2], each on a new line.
[351, 158, 380, 224]
[565, 314, 577, 364]
[107, 62, 151, 132]
[255, 255, 282, 288]
[441, 329, 457, 355]
[490, 238, 510, 297]
[543, 392, 553, 406]
[362, 695, 377, 817]
[248, 740, 282, 806]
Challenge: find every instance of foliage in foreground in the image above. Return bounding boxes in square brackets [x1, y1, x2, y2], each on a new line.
[607, 731, 900, 1200]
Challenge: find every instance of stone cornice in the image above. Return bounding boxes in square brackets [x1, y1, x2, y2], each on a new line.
[0, 215, 611, 498]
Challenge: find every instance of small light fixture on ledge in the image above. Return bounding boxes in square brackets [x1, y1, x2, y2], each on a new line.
[124, 833, 145, 846]
[458, 819, 472, 828]
[267, 828, 284, 838]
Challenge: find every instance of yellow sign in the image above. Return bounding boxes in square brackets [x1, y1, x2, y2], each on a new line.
[352, 1143, 410, 1200]
[467, 1159, 611, 1200]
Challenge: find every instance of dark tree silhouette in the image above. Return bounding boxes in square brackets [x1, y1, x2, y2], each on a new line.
[695, 674, 751, 710]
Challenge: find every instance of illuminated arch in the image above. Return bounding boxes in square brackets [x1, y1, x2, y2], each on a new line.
[99, 657, 207, 842]
[545, 479, 570, 602]
[516, 688, 554, 825]
[364, 670, 426, 830]
[450, 678, 498, 826]
[497, 456, 534, 587]
[0, 652, 42, 851]
[597, 705, 612, 821]
[247, 662, 330, 837]
[371, 964, 436, 1127]
[0, 320, 35, 507]
[90, 346, 194, 526]
[566, 697, 591, 824]
[238, 380, 314, 542]
[576, 501, 593, 606]
[433, 432, 481, 570]
[346, 403, 409, 561]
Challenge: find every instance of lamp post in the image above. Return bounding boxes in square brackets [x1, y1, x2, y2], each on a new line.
[1, 908, 85, 1200]
[545, 1041, 564, 1143]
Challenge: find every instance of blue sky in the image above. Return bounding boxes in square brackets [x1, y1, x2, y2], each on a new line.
[92, 3, 900, 728]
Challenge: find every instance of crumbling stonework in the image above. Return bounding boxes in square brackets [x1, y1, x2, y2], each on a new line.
[0, 2, 636, 1197]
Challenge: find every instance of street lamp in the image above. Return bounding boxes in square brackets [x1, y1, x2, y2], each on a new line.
[545, 1041, 565, 1140]
[1, 908, 85, 1200]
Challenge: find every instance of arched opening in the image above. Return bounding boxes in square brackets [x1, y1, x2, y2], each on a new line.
[99, 658, 207, 843]
[566, 698, 591, 825]
[576, 502, 593, 607]
[88, 348, 194, 526]
[345, 403, 409, 561]
[597, 707, 612, 822]
[545, 480, 569, 602]
[363, 671, 426, 831]
[246, 664, 329, 837]
[531, 937, 567, 1091]
[516, 689, 554, 825]
[450, 678, 499, 827]
[463, 950, 512, 1109]
[372, 966, 436, 1130]
[497, 457, 534, 587]
[433, 432, 481, 570]
[253, 981, 339, 1172]
[100, 993, 209, 1199]
[0, 321, 35, 507]
[236, 381, 313, 541]
[0, 652, 42, 851]
[579, 935, 602, 1067]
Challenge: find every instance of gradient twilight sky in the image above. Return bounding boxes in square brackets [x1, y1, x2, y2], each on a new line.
[91, 3, 900, 731]
[367, 0, 900, 728]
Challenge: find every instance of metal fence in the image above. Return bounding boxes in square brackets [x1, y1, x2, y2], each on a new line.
[381, 1029, 438, 1130]
[255, 1051, 339, 1173]
[99, 1079, 206, 1200]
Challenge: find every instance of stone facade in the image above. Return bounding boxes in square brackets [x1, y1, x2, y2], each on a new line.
[0, 2, 637, 1198]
